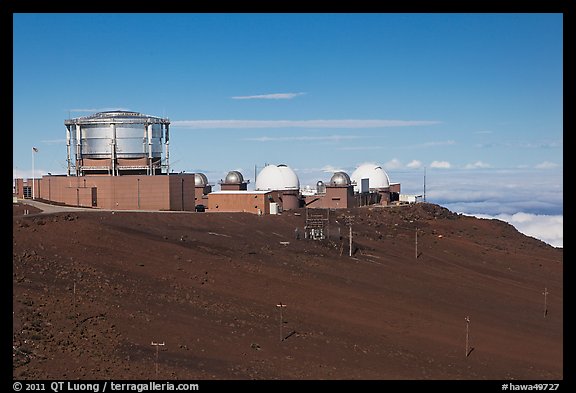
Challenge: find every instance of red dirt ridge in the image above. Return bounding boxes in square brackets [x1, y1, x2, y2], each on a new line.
[12, 202, 562, 380]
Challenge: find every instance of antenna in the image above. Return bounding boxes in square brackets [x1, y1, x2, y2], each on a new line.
[423, 166, 427, 202]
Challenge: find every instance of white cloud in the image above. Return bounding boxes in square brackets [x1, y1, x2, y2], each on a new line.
[465, 212, 563, 248]
[383, 158, 403, 169]
[535, 161, 559, 169]
[476, 140, 562, 149]
[244, 135, 360, 142]
[464, 161, 491, 169]
[417, 140, 456, 148]
[336, 146, 382, 151]
[321, 165, 345, 173]
[430, 161, 451, 169]
[40, 139, 66, 145]
[172, 119, 441, 129]
[406, 160, 423, 169]
[231, 92, 306, 100]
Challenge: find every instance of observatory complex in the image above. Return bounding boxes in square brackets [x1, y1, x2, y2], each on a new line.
[15, 111, 196, 211]
[14, 110, 415, 213]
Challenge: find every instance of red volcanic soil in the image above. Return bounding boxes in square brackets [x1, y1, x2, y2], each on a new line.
[12, 202, 563, 380]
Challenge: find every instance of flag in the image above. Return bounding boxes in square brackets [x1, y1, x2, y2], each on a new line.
[32, 147, 38, 152]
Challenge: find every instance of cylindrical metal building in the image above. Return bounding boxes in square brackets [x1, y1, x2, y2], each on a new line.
[64, 110, 170, 176]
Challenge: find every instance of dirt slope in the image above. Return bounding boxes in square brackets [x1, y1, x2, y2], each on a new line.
[12, 202, 563, 380]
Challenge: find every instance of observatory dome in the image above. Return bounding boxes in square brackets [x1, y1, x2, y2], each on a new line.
[351, 164, 390, 192]
[224, 170, 244, 184]
[330, 171, 351, 186]
[194, 173, 208, 187]
[255, 164, 300, 191]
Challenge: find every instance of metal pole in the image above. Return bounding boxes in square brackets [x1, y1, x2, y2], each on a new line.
[73, 281, 76, 316]
[137, 178, 140, 209]
[349, 224, 352, 257]
[423, 166, 427, 202]
[32, 149, 35, 200]
[415, 228, 418, 259]
[32, 147, 36, 199]
[151, 341, 165, 376]
[543, 287, 549, 317]
[465, 316, 470, 357]
[276, 303, 286, 342]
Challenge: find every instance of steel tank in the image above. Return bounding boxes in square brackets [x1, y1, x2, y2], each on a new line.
[65, 111, 170, 176]
[80, 122, 164, 159]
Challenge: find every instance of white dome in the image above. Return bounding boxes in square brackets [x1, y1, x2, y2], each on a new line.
[351, 163, 390, 192]
[255, 164, 300, 191]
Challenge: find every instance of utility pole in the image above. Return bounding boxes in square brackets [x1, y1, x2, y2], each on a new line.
[73, 281, 76, 316]
[276, 303, 286, 342]
[151, 341, 165, 376]
[349, 224, 352, 256]
[415, 227, 418, 259]
[345, 216, 354, 257]
[543, 287, 549, 317]
[465, 316, 471, 357]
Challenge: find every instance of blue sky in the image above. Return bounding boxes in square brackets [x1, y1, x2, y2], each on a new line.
[12, 13, 563, 246]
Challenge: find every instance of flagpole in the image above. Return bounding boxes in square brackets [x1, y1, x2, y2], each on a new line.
[32, 147, 35, 200]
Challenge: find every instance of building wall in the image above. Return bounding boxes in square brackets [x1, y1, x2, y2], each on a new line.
[220, 183, 248, 191]
[279, 190, 300, 210]
[167, 175, 196, 211]
[14, 179, 25, 198]
[17, 174, 196, 211]
[194, 185, 212, 206]
[208, 192, 271, 214]
[37, 176, 94, 207]
[304, 186, 355, 209]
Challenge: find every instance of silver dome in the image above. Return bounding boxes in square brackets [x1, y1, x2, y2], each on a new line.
[224, 170, 244, 184]
[330, 171, 351, 186]
[195, 173, 208, 186]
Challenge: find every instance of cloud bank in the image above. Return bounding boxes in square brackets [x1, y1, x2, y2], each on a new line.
[465, 212, 563, 248]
